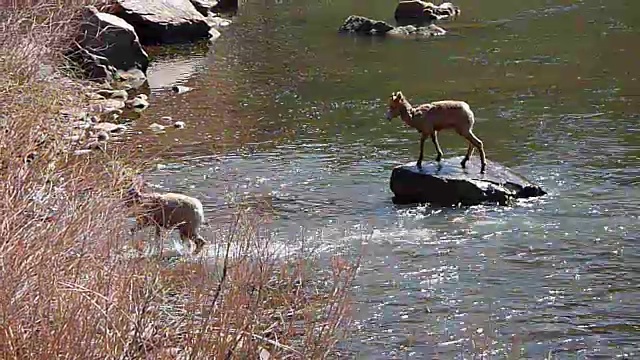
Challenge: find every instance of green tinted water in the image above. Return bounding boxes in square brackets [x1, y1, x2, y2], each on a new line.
[138, 0, 640, 357]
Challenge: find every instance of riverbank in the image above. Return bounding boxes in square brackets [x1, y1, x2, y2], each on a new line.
[0, 2, 357, 358]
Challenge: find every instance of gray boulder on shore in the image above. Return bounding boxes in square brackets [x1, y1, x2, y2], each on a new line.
[110, 0, 216, 45]
[211, 0, 238, 13]
[189, 0, 218, 16]
[71, 6, 149, 80]
[389, 157, 547, 206]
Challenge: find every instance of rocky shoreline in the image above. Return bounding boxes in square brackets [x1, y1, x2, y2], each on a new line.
[68, 0, 236, 84]
[59, 0, 237, 157]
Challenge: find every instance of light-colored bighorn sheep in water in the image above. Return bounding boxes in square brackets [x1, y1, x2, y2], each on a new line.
[385, 91, 487, 173]
[124, 186, 207, 255]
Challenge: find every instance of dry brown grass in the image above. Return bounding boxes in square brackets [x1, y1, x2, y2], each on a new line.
[0, 2, 359, 359]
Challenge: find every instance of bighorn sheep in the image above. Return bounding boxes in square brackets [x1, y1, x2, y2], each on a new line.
[124, 187, 206, 255]
[385, 91, 487, 173]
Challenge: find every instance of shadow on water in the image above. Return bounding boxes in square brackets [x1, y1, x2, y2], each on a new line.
[128, 0, 640, 358]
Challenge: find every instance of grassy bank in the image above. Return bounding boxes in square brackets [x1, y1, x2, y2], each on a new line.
[0, 2, 358, 358]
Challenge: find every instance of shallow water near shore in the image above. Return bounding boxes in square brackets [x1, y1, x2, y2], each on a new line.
[133, 0, 639, 358]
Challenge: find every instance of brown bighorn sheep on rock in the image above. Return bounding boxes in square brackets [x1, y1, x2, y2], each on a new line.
[385, 91, 487, 173]
[124, 187, 206, 255]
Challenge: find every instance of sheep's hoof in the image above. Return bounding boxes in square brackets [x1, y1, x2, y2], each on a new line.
[436, 155, 442, 162]
[480, 164, 486, 174]
[416, 161, 423, 169]
[193, 239, 205, 255]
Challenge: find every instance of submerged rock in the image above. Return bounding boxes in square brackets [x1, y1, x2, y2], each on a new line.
[71, 6, 149, 80]
[96, 89, 129, 101]
[173, 121, 186, 129]
[149, 123, 167, 132]
[88, 98, 126, 114]
[126, 94, 149, 112]
[338, 15, 394, 36]
[92, 122, 127, 134]
[206, 14, 232, 28]
[111, 0, 215, 45]
[389, 157, 547, 206]
[211, 0, 238, 13]
[171, 85, 193, 94]
[113, 68, 148, 90]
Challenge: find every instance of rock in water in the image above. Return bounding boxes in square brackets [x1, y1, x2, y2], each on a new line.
[338, 15, 447, 39]
[394, 1, 460, 25]
[387, 24, 447, 38]
[389, 157, 547, 206]
[111, 0, 214, 45]
[338, 15, 394, 35]
[211, 0, 238, 13]
[171, 85, 193, 94]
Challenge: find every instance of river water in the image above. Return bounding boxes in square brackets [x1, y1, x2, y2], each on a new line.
[135, 0, 640, 358]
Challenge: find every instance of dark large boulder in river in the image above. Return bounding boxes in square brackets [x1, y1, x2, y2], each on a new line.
[110, 0, 215, 45]
[394, 1, 460, 26]
[71, 6, 149, 80]
[211, 0, 238, 13]
[338, 15, 394, 36]
[390, 157, 547, 206]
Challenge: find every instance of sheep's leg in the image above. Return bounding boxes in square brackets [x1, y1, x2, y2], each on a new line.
[461, 142, 475, 169]
[192, 235, 206, 256]
[128, 219, 148, 253]
[151, 226, 164, 255]
[463, 131, 486, 173]
[416, 133, 428, 169]
[179, 226, 206, 256]
[431, 131, 444, 162]
[130, 217, 147, 236]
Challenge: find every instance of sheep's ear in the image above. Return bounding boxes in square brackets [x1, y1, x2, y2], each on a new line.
[395, 91, 404, 100]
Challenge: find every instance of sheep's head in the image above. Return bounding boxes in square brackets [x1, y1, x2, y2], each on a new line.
[121, 175, 145, 207]
[386, 91, 406, 121]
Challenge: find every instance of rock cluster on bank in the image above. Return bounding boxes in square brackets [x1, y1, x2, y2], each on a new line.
[59, 0, 238, 155]
[68, 0, 237, 86]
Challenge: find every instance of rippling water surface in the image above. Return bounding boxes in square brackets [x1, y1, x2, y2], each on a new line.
[134, 0, 640, 358]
